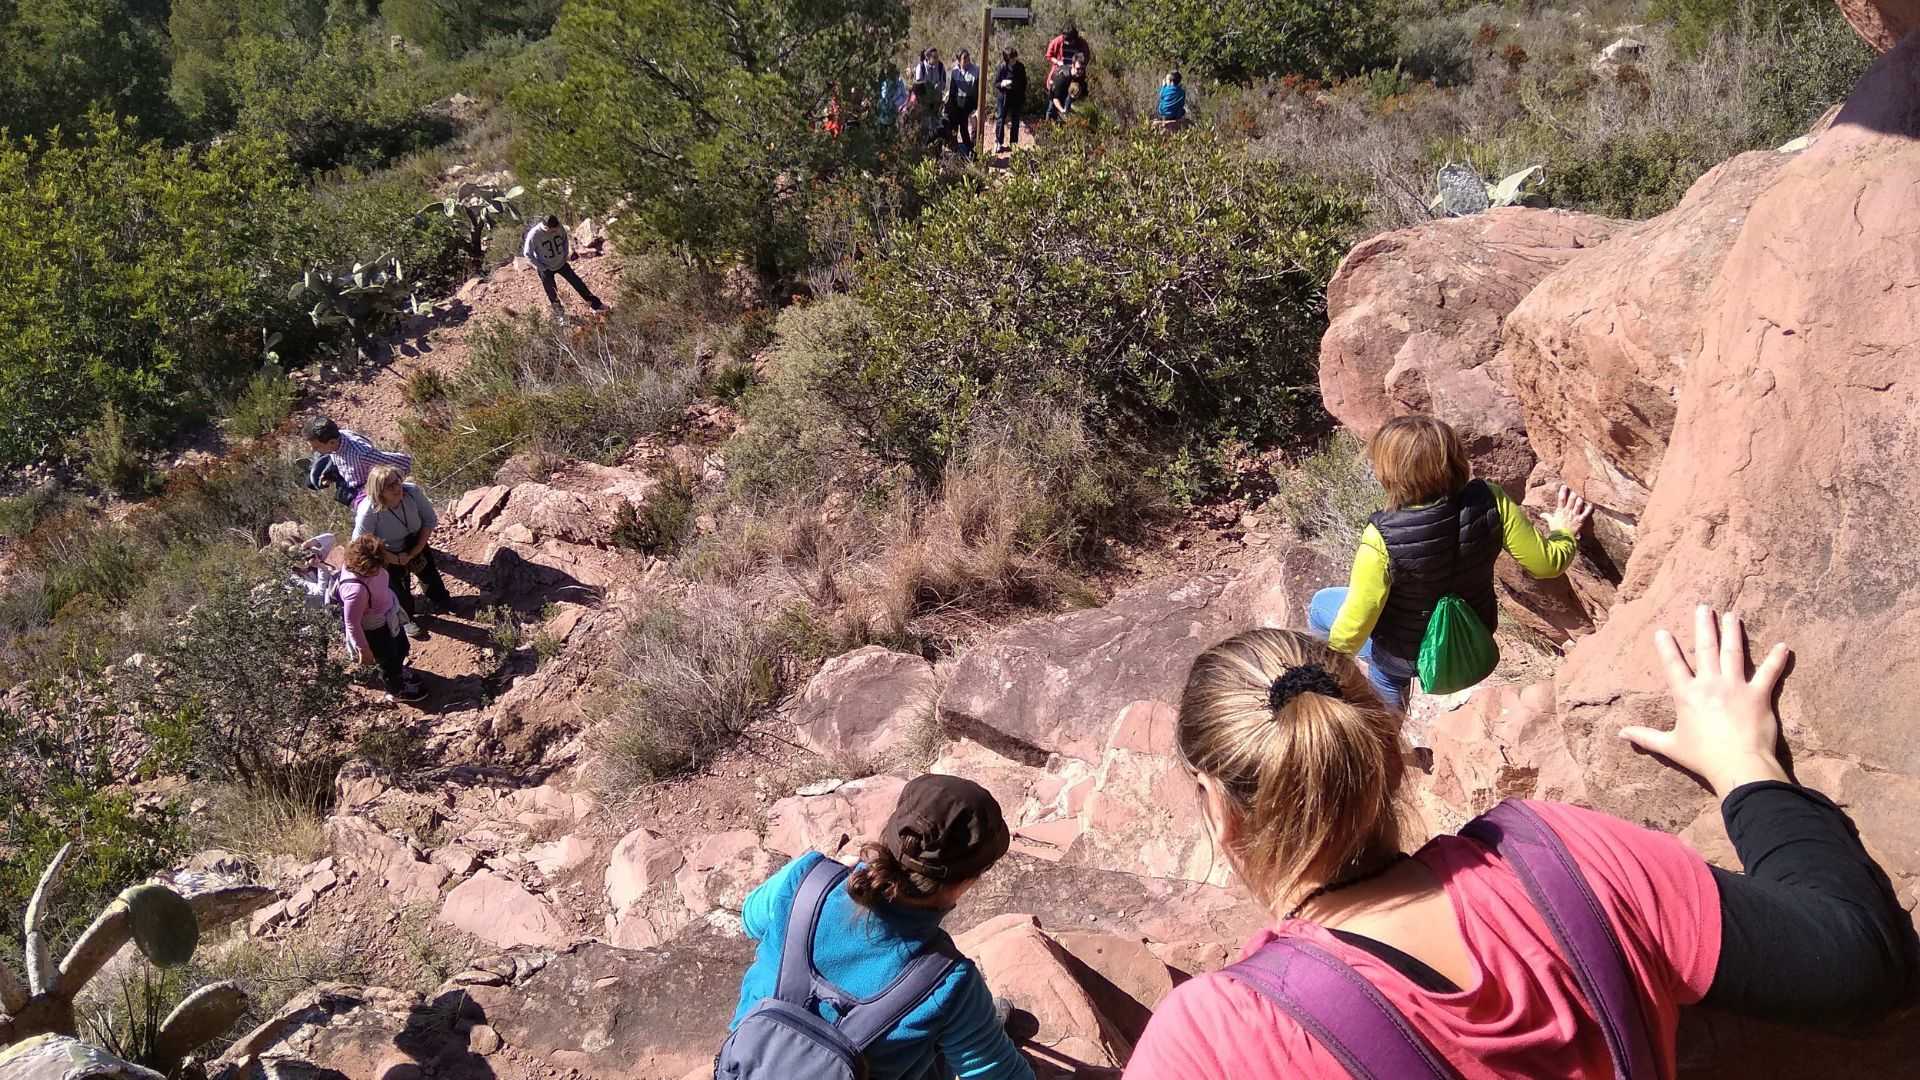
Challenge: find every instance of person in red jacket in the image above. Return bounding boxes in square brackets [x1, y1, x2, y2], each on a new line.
[1044, 23, 1091, 83]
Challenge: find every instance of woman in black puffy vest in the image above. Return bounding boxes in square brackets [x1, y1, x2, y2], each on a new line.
[1306, 415, 1591, 712]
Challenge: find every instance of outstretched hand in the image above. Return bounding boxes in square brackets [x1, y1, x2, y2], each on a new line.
[1619, 606, 1791, 797]
[1543, 485, 1592, 536]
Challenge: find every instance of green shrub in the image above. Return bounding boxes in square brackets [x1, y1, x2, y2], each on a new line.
[137, 573, 349, 802]
[1545, 126, 1731, 219]
[595, 588, 782, 783]
[1109, 0, 1395, 83]
[227, 367, 300, 439]
[385, 0, 561, 60]
[0, 116, 308, 467]
[0, 483, 75, 541]
[1746, 8, 1873, 147]
[845, 128, 1363, 489]
[79, 407, 155, 498]
[405, 267, 723, 485]
[1271, 432, 1380, 562]
[0, 694, 187, 951]
[612, 467, 698, 556]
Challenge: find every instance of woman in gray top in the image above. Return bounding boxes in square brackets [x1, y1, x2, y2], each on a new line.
[352, 464, 454, 637]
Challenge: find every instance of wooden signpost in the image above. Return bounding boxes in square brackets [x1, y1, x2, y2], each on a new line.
[979, 6, 1034, 157]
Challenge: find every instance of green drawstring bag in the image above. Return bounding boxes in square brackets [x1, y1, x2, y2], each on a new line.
[1417, 595, 1500, 695]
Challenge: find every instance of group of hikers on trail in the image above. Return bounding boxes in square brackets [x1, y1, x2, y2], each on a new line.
[861, 26, 1185, 156]
[715, 414, 1920, 1079]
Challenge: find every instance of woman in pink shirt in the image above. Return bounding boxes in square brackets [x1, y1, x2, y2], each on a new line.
[1126, 608, 1914, 1079]
[339, 535, 427, 704]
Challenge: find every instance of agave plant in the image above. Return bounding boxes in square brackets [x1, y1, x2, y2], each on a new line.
[1429, 163, 1547, 215]
[421, 182, 525, 268]
[0, 844, 274, 1076]
[288, 255, 432, 358]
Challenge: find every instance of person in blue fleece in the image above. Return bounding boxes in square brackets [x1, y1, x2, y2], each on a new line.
[1156, 70, 1186, 124]
[730, 775, 1034, 1080]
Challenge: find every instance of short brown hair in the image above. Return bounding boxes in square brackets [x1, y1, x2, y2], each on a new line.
[364, 465, 406, 502]
[344, 535, 387, 576]
[1177, 628, 1406, 909]
[1369, 414, 1469, 510]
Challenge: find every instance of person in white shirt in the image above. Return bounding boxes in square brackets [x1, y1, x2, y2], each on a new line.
[522, 215, 606, 315]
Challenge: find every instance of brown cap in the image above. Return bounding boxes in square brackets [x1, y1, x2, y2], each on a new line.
[882, 775, 1010, 883]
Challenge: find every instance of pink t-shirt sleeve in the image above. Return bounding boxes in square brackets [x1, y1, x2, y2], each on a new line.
[1528, 800, 1722, 1004]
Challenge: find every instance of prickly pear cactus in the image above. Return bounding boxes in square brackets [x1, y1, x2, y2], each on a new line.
[118, 887, 196, 969]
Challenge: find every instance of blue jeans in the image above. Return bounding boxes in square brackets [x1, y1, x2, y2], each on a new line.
[1308, 587, 1410, 711]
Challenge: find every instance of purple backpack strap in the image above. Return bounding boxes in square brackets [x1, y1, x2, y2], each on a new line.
[1225, 937, 1459, 1080]
[1462, 799, 1659, 1080]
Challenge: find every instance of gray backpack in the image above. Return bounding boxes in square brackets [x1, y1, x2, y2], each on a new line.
[716, 859, 957, 1080]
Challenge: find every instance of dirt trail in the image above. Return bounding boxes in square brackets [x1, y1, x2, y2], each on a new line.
[314, 248, 626, 447]
[309, 246, 629, 730]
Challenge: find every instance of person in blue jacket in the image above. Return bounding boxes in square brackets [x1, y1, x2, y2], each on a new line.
[730, 775, 1034, 1080]
[1155, 71, 1187, 126]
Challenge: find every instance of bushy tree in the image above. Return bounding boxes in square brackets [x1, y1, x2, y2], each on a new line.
[816, 129, 1364, 485]
[0, 116, 308, 468]
[0, 0, 177, 139]
[225, 26, 454, 172]
[384, 0, 562, 59]
[512, 0, 909, 277]
[168, 0, 330, 128]
[1108, 0, 1395, 83]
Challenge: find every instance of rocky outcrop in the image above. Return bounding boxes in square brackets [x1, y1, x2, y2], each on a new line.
[787, 647, 937, 768]
[1316, 209, 1630, 645]
[1502, 151, 1792, 565]
[1549, 39, 1920, 867]
[1319, 208, 1623, 495]
[940, 544, 1337, 763]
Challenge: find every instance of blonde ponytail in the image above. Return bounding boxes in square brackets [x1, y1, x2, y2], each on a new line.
[1177, 628, 1406, 909]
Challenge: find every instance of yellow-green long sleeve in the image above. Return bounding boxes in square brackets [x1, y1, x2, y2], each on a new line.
[1329, 525, 1390, 654]
[1487, 481, 1577, 578]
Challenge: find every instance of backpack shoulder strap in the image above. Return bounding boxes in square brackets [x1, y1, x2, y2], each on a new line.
[1461, 800, 1659, 1080]
[836, 934, 960, 1052]
[1225, 938, 1458, 1080]
[773, 858, 851, 1006]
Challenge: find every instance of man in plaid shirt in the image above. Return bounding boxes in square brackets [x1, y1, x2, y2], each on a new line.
[305, 416, 412, 505]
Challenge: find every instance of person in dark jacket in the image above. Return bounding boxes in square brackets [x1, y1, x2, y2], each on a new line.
[993, 48, 1027, 153]
[1046, 55, 1087, 121]
[945, 49, 980, 153]
[1308, 415, 1590, 712]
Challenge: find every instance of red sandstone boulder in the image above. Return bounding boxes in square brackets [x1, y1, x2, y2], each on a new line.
[1069, 701, 1226, 886]
[1549, 40, 1920, 928]
[1319, 208, 1624, 496]
[787, 647, 937, 768]
[1836, 0, 1920, 51]
[941, 543, 1336, 763]
[762, 775, 907, 859]
[954, 915, 1133, 1072]
[438, 871, 571, 949]
[1503, 151, 1793, 567]
[1427, 681, 1584, 817]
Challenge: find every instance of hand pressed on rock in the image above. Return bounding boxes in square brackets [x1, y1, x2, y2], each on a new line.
[1543, 485, 1592, 536]
[1619, 605, 1791, 797]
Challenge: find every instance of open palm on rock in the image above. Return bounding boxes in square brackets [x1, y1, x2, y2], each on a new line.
[1620, 606, 1792, 797]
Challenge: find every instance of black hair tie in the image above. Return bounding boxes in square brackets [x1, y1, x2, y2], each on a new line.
[1268, 664, 1342, 711]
